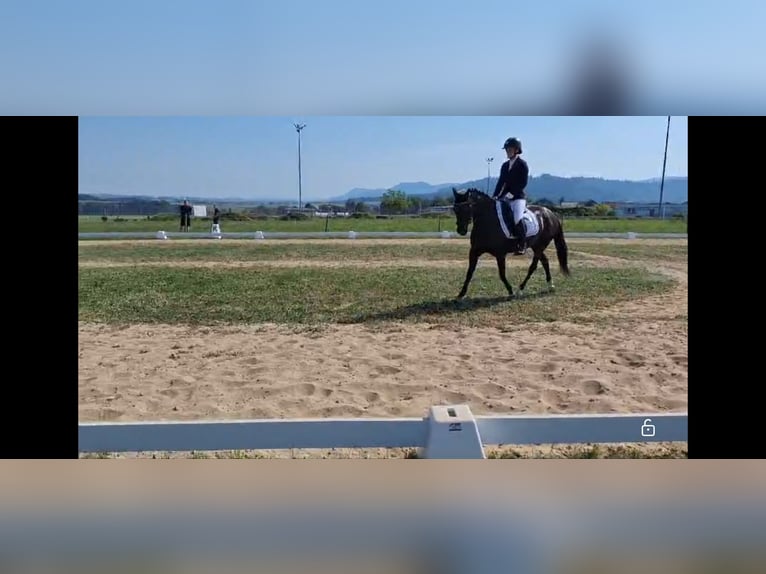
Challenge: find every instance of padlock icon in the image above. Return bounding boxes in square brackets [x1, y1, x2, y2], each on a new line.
[640, 418, 655, 437]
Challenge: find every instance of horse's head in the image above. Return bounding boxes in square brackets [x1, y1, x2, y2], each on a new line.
[452, 187, 473, 235]
[452, 187, 488, 236]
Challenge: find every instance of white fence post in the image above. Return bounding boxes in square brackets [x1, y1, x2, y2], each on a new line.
[422, 405, 485, 459]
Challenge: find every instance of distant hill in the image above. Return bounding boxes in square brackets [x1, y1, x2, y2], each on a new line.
[334, 181, 462, 201]
[330, 174, 688, 204]
[79, 173, 688, 211]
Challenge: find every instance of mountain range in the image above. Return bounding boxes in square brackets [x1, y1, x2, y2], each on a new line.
[80, 174, 688, 205]
[329, 174, 688, 204]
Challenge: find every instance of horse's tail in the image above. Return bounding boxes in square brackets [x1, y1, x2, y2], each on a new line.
[552, 214, 570, 277]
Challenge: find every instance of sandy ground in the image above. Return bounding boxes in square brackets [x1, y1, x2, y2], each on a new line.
[78, 239, 687, 457]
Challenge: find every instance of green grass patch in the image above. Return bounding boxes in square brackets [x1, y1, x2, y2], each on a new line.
[78, 238, 683, 264]
[571, 242, 687, 263]
[560, 218, 685, 233]
[78, 215, 687, 234]
[79, 240, 474, 263]
[78, 264, 673, 328]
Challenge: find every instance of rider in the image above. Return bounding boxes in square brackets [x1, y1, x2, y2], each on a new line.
[492, 137, 529, 255]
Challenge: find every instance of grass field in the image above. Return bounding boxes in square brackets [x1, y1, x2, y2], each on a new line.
[78, 265, 672, 327]
[78, 238, 687, 264]
[78, 214, 687, 234]
[78, 240, 679, 328]
[561, 242, 688, 262]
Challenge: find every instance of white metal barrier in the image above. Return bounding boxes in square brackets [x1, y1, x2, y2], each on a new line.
[79, 405, 688, 458]
[78, 231, 688, 240]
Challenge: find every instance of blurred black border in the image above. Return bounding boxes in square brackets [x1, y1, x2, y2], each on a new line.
[0, 117, 78, 458]
[2, 116, 755, 459]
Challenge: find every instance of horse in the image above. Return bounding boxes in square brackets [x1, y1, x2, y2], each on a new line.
[451, 187, 570, 299]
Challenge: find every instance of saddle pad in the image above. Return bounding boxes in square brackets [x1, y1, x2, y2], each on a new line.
[495, 200, 541, 239]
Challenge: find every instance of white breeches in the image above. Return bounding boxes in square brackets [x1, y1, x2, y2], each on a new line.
[510, 199, 526, 224]
[211, 223, 221, 233]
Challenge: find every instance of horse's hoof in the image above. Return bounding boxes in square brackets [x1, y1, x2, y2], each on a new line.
[516, 288, 525, 297]
[547, 282, 555, 291]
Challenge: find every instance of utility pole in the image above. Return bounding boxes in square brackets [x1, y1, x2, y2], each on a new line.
[658, 116, 670, 219]
[486, 157, 494, 193]
[294, 123, 306, 210]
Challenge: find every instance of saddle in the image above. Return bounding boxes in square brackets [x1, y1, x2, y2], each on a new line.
[494, 198, 541, 240]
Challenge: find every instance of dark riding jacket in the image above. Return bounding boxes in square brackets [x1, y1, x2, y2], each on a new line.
[492, 157, 529, 200]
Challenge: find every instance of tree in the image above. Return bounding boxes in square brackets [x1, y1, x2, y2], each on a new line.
[345, 199, 369, 213]
[407, 195, 423, 213]
[593, 203, 615, 216]
[380, 189, 409, 214]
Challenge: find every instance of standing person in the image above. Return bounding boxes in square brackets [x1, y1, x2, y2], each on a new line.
[492, 137, 529, 255]
[211, 204, 221, 234]
[179, 199, 192, 232]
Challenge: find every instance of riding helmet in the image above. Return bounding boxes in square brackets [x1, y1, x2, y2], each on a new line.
[502, 137, 522, 153]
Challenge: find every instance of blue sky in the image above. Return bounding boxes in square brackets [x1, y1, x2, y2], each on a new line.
[2, 0, 765, 114]
[78, 116, 687, 201]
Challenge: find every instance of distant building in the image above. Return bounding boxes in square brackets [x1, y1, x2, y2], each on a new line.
[609, 202, 687, 218]
[278, 206, 315, 216]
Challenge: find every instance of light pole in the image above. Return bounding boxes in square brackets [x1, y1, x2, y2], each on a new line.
[658, 116, 670, 219]
[294, 123, 306, 210]
[486, 157, 494, 193]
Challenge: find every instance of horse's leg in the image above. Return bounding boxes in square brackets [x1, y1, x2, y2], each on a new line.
[518, 253, 540, 295]
[495, 253, 515, 298]
[539, 252, 554, 291]
[457, 248, 480, 299]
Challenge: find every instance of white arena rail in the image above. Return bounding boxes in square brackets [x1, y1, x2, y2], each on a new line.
[77, 230, 688, 240]
[79, 405, 688, 458]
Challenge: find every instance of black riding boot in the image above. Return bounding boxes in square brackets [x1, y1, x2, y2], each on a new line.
[513, 221, 527, 255]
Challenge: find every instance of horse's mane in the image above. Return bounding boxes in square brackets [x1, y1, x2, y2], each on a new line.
[464, 188, 493, 202]
[453, 187, 497, 205]
[461, 187, 546, 212]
